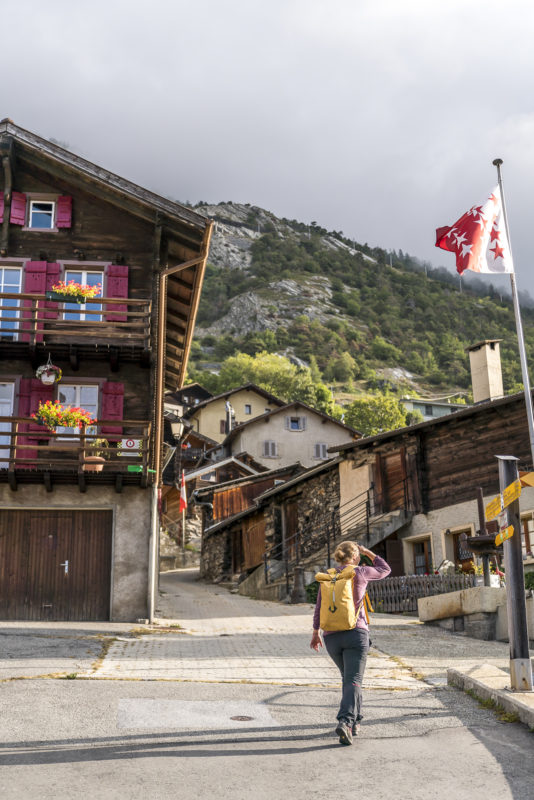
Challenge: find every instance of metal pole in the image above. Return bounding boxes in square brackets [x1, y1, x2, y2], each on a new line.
[493, 160, 534, 466]
[497, 455, 533, 691]
[476, 487, 491, 587]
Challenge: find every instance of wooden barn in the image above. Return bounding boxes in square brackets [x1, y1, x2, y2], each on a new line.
[0, 119, 211, 621]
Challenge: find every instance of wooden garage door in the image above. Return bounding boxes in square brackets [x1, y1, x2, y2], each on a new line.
[0, 509, 112, 621]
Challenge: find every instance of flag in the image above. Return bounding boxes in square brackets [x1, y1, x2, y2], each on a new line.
[179, 471, 187, 513]
[435, 186, 513, 275]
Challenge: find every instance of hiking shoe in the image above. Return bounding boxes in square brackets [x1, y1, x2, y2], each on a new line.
[335, 722, 353, 746]
[352, 722, 361, 737]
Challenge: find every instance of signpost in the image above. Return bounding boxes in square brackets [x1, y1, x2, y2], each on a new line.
[485, 478, 521, 522]
[496, 456, 533, 692]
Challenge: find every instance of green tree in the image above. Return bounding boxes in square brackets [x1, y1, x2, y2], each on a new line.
[344, 395, 407, 436]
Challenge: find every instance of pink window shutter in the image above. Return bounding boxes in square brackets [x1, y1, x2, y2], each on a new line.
[100, 382, 124, 439]
[21, 261, 47, 342]
[105, 264, 128, 322]
[44, 262, 61, 319]
[10, 192, 27, 225]
[56, 196, 72, 228]
[16, 378, 38, 467]
[28, 379, 54, 435]
[0, 194, 4, 223]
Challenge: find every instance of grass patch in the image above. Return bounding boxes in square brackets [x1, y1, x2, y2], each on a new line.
[465, 688, 520, 723]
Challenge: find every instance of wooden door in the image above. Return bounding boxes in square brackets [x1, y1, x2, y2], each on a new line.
[242, 516, 266, 570]
[283, 500, 298, 560]
[385, 538, 404, 577]
[0, 509, 112, 620]
[383, 450, 407, 510]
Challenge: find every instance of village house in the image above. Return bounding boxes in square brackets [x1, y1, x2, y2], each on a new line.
[184, 382, 286, 443]
[200, 341, 534, 599]
[0, 119, 211, 621]
[220, 400, 360, 468]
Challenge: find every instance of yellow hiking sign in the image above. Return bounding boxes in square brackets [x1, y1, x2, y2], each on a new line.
[485, 479, 521, 521]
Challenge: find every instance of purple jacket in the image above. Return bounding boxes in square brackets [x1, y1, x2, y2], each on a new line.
[313, 556, 391, 633]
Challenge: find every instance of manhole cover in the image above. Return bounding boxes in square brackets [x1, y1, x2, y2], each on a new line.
[230, 715, 254, 721]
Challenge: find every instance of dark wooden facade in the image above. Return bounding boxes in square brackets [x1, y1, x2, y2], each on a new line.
[0, 120, 212, 620]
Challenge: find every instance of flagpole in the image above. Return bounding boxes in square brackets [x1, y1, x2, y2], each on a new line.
[493, 158, 534, 466]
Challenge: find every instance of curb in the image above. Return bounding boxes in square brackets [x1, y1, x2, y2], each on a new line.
[448, 665, 534, 728]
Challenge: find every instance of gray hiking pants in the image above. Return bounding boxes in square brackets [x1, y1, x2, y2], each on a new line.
[324, 627, 369, 725]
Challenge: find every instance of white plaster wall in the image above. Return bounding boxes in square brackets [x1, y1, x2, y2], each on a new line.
[232, 415, 355, 468]
[0, 483, 151, 621]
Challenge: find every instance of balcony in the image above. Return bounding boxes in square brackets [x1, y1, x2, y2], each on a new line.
[0, 293, 152, 365]
[0, 417, 153, 492]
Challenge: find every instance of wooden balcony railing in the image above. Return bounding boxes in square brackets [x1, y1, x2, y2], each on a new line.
[0, 416, 152, 483]
[0, 293, 151, 349]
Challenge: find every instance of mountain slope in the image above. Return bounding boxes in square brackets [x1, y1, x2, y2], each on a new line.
[190, 202, 533, 397]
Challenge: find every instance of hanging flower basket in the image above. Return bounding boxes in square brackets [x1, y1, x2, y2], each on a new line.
[31, 400, 95, 432]
[47, 280, 102, 305]
[35, 363, 62, 385]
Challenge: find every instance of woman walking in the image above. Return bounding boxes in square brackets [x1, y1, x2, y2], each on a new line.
[310, 541, 390, 745]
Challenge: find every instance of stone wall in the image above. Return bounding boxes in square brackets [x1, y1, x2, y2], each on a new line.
[200, 520, 235, 581]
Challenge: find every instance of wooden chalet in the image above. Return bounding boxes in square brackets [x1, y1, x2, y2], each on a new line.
[0, 119, 212, 621]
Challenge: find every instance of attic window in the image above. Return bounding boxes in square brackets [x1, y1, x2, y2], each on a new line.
[29, 201, 55, 229]
[245, 404, 252, 415]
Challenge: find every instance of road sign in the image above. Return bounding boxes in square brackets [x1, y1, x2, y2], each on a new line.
[503, 479, 521, 507]
[485, 479, 522, 521]
[495, 525, 514, 547]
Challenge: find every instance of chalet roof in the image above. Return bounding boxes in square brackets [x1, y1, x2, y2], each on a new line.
[184, 383, 286, 416]
[0, 119, 209, 235]
[193, 462, 304, 498]
[222, 400, 361, 445]
[184, 457, 260, 482]
[329, 390, 529, 454]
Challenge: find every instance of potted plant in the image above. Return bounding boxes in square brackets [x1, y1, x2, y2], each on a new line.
[83, 438, 109, 473]
[46, 280, 102, 304]
[32, 400, 95, 431]
[35, 362, 62, 385]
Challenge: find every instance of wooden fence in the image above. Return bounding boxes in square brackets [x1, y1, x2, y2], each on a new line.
[367, 573, 477, 613]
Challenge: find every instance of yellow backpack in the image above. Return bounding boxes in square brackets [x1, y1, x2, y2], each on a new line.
[315, 566, 373, 631]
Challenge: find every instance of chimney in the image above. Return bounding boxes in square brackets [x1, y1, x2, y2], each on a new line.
[466, 339, 504, 403]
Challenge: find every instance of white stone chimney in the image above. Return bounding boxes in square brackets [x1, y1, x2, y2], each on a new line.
[466, 339, 504, 403]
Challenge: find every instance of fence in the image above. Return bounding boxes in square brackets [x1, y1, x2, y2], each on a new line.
[367, 573, 477, 613]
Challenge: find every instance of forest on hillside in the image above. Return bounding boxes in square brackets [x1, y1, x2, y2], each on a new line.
[188, 218, 534, 402]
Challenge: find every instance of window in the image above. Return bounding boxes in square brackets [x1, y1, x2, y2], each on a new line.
[220, 419, 226, 434]
[57, 384, 99, 438]
[286, 415, 306, 431]
[263, 440, 278, 458]
[314, 443, 328, 460]
[244, 404, 252, 415]
[29, 200, 55, 229]
[0, 267, 22, 339]
[424, 405, 433, 417]
[0, 382, 14, 468]
[63, 270, 103, 322]
[413, 539, 432, 575]
[521, 514, 534, 558]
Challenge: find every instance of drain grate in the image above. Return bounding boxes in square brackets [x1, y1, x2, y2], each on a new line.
[230, 715, 254, 721]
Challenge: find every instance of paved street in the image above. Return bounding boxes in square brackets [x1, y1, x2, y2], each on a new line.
[1, 568, 534, 800]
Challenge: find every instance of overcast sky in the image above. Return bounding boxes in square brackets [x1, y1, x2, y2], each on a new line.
[4, 0, 534, 293]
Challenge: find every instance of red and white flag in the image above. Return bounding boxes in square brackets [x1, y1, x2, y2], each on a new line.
[435, 186, 513, 275]
[179, 471, 187, 513]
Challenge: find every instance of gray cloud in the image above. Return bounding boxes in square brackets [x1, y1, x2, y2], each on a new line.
[3, 0, 534, 293]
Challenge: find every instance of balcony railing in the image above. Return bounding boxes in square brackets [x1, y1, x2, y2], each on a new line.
[0, 293, 151, 349]
[0, 416, 152, 487]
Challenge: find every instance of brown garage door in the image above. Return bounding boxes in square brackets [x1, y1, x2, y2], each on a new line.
[0, 509, 112, 621]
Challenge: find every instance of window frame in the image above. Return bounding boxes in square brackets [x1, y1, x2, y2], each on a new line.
[55, 379, 104, 440]
[62, 267, 104, 322]
[263, 440, 278, 458]
[22, 194, 59, 232]
[314, 442, 328, 460]
[244, 404, 252, 415]
[0, 264, 23, 340]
